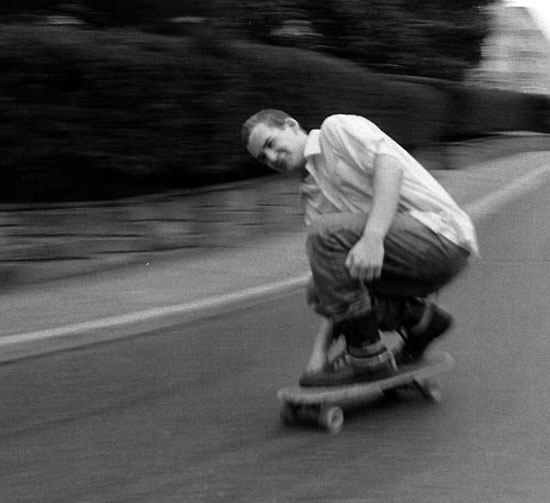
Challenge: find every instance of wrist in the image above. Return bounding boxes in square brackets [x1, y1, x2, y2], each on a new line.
[361, 228, 386, 241]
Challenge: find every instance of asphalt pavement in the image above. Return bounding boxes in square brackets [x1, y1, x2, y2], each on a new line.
[1, 150, 550, 502]
[1, 150, 550, 363]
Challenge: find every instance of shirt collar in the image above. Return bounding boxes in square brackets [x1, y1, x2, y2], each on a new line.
[302, 129, 321, 180]
[304, 129, 321, 158]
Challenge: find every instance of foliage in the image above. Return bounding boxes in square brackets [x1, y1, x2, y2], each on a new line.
[1, 0, 495, 80]
[0, 24, 546, 203]
[0, 26, 247, 201]
[224, 0, 496, 81]
[0, 25, 446, 202]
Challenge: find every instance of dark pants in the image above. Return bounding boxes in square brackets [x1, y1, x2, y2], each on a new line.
[306, 211, 470, 329]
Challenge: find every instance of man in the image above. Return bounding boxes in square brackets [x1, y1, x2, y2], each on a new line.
[242, 109, 477, 386]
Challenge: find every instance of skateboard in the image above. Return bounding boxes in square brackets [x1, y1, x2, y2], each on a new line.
[277, 351, 454, 434]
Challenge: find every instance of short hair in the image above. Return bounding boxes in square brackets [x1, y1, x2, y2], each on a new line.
[241, 109, 292, 147]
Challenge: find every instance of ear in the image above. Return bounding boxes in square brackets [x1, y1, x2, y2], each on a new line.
[284, 117, 299, 130]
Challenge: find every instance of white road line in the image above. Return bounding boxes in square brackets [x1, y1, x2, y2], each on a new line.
[467, 164, 550, 219]
[0, 274, 310, 348]
[1, 163, 550, 350]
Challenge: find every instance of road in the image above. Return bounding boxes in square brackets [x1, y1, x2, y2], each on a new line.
[0, 182, 549, 503]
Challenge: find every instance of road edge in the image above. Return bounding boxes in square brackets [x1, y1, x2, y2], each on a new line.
[1, 163, 550, 363]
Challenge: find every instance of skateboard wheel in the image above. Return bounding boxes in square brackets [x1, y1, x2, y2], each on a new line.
[318, 405, 344, 434]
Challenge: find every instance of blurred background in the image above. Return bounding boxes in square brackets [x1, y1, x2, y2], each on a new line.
[1, 5, 550, 501]
[1, 0, 549, 202]
[0, 0, 549, 284]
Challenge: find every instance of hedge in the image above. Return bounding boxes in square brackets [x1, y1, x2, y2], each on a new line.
[0, 24, 548, 202]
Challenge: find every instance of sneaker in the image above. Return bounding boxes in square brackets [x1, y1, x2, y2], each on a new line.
[299, 347, 397, 387]
[395, 303, 453, 364]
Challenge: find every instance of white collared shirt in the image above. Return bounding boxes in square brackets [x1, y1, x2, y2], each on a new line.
[300, 114, 479, 255]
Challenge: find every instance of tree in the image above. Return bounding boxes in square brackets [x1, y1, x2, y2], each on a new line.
[222, 0, 496, 81]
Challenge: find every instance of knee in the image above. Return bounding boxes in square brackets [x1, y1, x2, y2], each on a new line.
[306, 213, 366, 259]
[306, 216, 333, 258]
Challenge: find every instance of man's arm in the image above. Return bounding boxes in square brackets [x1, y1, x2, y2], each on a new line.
[345, 153, 403, 283]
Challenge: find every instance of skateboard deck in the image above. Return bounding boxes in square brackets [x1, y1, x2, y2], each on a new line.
[278, 351, 454, 433]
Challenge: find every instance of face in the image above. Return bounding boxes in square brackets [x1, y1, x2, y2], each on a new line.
[246, 119, 307, 173]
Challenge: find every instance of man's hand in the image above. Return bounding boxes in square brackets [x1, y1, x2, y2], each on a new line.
[344, 153, 402, 284]
[345, 232, 385, 283]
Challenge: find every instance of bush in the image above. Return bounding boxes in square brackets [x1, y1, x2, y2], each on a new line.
[0, 25, 444, 202]
[226, 41, 450, 146]
[449, 86, 550, 139]
[0, 25, 547, 202]
[0, 26, 248, 201]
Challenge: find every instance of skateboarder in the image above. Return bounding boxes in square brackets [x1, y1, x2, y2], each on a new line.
[242, 110, 478, 386]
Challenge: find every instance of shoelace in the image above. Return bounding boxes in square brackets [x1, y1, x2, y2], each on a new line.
[328, 351, 350, 371]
